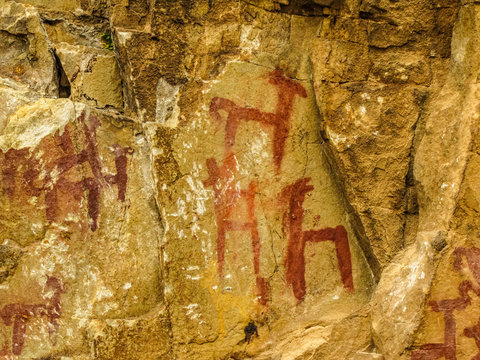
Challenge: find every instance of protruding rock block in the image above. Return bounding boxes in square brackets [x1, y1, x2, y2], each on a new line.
[56, 44, 123, 109]
[157, 61, 374, 359]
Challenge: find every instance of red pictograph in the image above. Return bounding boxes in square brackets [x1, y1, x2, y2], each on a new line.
[280, 178, 354, 301]
[205, 70, 355, 303]
[411, 247, 480, 359]
[411, 281, 480, 360]
[465, 318, 480, 360]
[209, 69, 307, 174]
[0, 276, 65, 356]
[1, 111, 133, 231]
[203, 152, 269, 304]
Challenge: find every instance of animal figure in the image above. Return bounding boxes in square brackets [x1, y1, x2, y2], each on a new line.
[464, 318, 480, 360]
[0, 276, 65, 355]
[209, 69, 307, 174]
[244, 321, 258, 344]
[280, 178, 353, 300]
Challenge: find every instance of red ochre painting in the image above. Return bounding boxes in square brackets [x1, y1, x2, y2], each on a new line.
[0, 109, 135, 356]
[0, 110, 133, 232]
[203, 69, 354, 303]
[411, 247, 480, 359]
[0, 277, 65, 357]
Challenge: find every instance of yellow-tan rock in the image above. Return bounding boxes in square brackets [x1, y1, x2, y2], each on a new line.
[56, 43, 123, 109]
[0, 0, 58, 96]
[0, 99, 163, 358]
[3, 0, 480, 359]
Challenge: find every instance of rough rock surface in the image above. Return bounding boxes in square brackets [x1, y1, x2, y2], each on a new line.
[1, 0, 480, 359]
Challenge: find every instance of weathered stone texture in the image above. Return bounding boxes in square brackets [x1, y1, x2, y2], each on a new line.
[88, 305, 172, 359]
[158, 60, 373, 359]
[311, 0, 460, 269]
[405, 3, 480, 360]
[3, 0, 480, 359]
[55, 43, 123, 108]
[0, 0, 58, 96]
[0, 98, 163, 358]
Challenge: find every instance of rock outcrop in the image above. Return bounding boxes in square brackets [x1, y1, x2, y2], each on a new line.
[2, 0, 480, 359]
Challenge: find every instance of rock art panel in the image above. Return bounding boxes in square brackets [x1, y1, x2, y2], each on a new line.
[0, 100, 131, 235]
[281, 177, 353, 301]
[158, 61, 374, 359]
[0, 99, 164, 358]
[0, 276, 65, 356]
[0, 0, 476, 358]
[209, 69, 307, 173]
[405, 5, 480, 359]
[411, 245, 480, 360]
[203, 153, 269, 305]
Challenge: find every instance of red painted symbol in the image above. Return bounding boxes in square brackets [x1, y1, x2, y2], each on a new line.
[1, 111, 133, 231]
[464, 318, 480, 360]
[411, 281, 480, 360]
[411, 247, 480, 359]
[203, 152, 269, 304]
[0, 276, 65, 356]
[209, 69, 307, 174]
[281, 178, 353, 301]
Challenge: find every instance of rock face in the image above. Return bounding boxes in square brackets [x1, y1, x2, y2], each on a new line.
[1, 0, 480, 359]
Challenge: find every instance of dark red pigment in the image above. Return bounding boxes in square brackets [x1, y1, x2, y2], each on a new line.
[0, 111, 132, 231]
[209, 69, 307, 173]
[281, 178, 354, 301]
[203, 153, 269, 305]
[411, 247, 480, 359]
[0, 276, 65, 356]
[454, 247, 480, 284]
[105, 145, 134, 202]
[204, 70, 310, 304]
[464, 319, 480, 360]
[2, 148, 30, 201]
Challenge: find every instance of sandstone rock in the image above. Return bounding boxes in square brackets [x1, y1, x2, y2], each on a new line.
[311, 38, 370, 82]
[249, 309, 371, 360]
[353, 352, 384, 360]
[0, 99, 163, 358]
[406, 4, 480, 359]
[156, 59, 374, 359]
[15, 0, 83, 12]
[0, 0, 58, 96]
[0, 243, 22, 284]
[43, 19, 105, 49]
[14, 0, 109, 15]
[3, 0, 480, 358]
[409, 234, 480, 360]
[371, 232, 436, 359]
[369, 49, 431, 85]
[309, 309, 372, 359]
[310, 0, 458, 271]
[414, 5, 479, 235]
[55, 43, 123, 109]
[88, 305, 172, 359]
[313, 79, 423, 268]
[0, 77, 39, 133]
